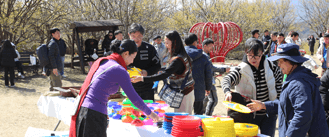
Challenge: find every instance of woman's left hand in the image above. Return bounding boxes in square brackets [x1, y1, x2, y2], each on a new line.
[131, 76, 143, 83]
[148, 112, 160, 123]
[246, 99, 266, 112]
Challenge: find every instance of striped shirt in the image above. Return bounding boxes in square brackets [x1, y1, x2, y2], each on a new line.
[222, 57, 283, 115]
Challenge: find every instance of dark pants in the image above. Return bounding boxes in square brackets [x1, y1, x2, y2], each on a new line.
[4, 66, 15, 86]
[252, 114, 277, 137]
[309, 44, 315, 55]
[137, 89, 154, 101]
[15, 61, 24, 74]
[193, 101, 204, 115]
[76, 107, 107, 137]
[203, 88, 218, 116]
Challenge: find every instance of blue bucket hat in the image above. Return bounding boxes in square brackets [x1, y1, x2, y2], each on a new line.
[267, 43, 308, 63]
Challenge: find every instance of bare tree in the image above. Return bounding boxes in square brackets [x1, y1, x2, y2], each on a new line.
[299, 0, 329, 36]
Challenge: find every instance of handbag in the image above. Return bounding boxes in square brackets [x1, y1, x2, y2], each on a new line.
[159, 70, 191, 109]
[68, 64, 119, 116]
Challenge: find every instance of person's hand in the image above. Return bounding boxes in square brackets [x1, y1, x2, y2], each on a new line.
[148, 112, 159, 123]
[264, 42, 267, 45]
[226, 68, 230, 73]
[321, 58, 325, 63]
[224, 92, 232, 102]
[53, 69, 58, 76]
[205, 90, 210, 96]
[141, 70, 148, 76]
[246, 99, 266, 112]
[131, 76, 143, 83]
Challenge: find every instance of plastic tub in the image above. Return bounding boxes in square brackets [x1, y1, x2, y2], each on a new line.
[234, 123, 258, 137]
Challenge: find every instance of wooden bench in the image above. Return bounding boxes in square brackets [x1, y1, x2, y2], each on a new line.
[18, 51, 39, 74]
[71, 49, 105, 67]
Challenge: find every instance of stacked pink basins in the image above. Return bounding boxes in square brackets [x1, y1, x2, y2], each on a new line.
[171, 116, 201, 137]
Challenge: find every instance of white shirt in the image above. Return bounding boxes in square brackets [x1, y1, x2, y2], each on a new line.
[14, 50, 20, 62]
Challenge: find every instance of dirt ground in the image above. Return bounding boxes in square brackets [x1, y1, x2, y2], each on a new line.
[0, 54, 323, 137]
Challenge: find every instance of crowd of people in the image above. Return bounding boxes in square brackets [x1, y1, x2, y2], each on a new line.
[2, 22, 329, 137]
[226, 29, 329, 137]
[68, 23, 329, 137]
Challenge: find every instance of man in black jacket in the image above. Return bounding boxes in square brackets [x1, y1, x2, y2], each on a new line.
[262, 30, 271, 50]
[46, 28, 63, 91]
[58, 38, 67, 77]
[307, 35, 316, 55]
[128, 23, 161, 100]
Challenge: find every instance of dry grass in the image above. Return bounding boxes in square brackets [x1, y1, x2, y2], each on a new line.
[0, 66, 86, 137]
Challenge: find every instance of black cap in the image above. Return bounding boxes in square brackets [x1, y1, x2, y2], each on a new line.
[251, 29, 259, 35]
[153, 35, 161, 40]
[324, 33, 329, 37]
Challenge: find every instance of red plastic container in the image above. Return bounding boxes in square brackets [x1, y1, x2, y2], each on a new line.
[171, 116, 202, 137]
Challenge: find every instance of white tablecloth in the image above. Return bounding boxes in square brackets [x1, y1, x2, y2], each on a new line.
[36, 95, 172, 137]
[36, 95, 268, 137]
[37, 95, 74, 126]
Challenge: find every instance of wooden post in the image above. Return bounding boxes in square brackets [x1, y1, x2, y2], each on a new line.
[75, 29, 86, 74]
[71, 29, 75, 68]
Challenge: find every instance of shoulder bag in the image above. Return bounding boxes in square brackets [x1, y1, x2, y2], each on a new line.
[158, 67, 191, 109]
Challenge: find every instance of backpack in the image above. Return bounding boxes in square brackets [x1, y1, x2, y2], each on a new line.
[36, 43, 49, 67]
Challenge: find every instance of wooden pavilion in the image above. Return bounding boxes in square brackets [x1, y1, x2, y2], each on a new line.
[69, 19, 124, 74]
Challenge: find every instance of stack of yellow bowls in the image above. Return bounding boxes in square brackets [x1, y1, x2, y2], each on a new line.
[202, 117, 235, 137]
[234, 123, 258, 137]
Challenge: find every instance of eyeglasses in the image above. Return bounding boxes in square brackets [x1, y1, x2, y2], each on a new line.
[109, 35, 113, 36]
[246, 54, 262, 59]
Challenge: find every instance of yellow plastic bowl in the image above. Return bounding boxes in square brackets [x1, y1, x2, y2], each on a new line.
[127, 67, 141, 78]
[234, 123, 259, 137]
[202, 117, 234, 125]
[202, 117, 236, 137]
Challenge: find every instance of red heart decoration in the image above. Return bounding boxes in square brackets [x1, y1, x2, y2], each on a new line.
[190, 22, 243, 62]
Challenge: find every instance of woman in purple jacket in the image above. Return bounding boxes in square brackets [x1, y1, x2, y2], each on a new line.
[72, 39, 159, 137]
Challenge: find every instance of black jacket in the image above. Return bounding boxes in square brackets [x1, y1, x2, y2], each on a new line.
[58, 38, 67, 56]
[307, 37, 316, 46]
[102, 35, 113, 52]
[47, 38, 62, 70]
[0, 48, 17, 67]
[130, 41, 161, 92]
[262, 35, 271, 49]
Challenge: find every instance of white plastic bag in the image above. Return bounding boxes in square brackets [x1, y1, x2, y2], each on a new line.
[30, 55, 36, 65]
[91, 49, 98, 60]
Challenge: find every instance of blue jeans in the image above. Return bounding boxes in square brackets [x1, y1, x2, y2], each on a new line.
[60, 56, 65, 76]
[252, 114, 277, 137]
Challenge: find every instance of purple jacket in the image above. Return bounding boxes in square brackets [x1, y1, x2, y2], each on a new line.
[81, 60, 152, 115]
